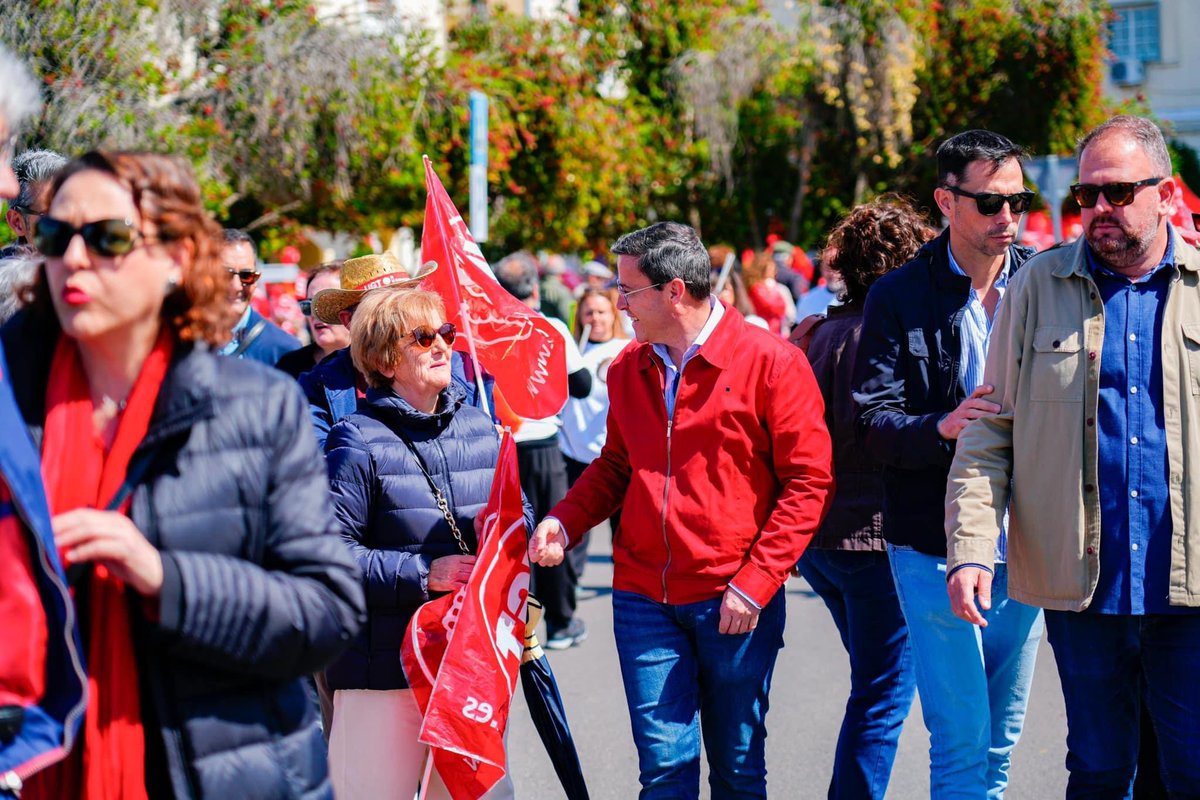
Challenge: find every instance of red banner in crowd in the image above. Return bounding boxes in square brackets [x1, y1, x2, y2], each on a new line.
[401, 432, 530, 799]
[419, 156, 567, 419]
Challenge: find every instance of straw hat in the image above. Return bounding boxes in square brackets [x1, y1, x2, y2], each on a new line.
[311, 253, 438, 324]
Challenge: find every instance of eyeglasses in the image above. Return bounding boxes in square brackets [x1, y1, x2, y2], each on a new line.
[616, 281, 665, 301]
[411, 322, 457, 349]
[9, 203, 43, 218]
[227, 267, 261, 287]
[34, 216, 144, 257]
[942, 185, 1035, 216]
[298, 299, 313, 316]
[1069, 177, 1163, 209]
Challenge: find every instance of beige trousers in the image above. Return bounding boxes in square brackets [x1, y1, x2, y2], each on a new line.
[328, 688, 515, 800]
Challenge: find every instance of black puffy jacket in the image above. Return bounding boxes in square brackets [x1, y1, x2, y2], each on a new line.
[1, 311, 366, 800]
[323, 385, 533, 691]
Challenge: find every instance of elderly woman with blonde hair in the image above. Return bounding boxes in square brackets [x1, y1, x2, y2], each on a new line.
[323, 287, 531, 799]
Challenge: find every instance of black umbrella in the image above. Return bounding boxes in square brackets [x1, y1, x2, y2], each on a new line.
[522, 596, 590, 800]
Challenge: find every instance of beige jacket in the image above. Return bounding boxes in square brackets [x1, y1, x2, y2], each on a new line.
[945, 229, 1200, 611]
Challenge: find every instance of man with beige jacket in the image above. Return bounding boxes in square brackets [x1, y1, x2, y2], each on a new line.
[946, 115, 1200, 796]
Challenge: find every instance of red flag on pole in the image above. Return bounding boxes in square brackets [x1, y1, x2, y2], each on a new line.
[401, 431, 530, 799]
[419, 156, 568, 419]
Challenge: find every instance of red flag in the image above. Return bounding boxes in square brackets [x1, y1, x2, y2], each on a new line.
[401, 432, 530, 799]
[420, 156, 568, 419]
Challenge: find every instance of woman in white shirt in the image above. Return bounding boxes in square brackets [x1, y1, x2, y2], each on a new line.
[558, 288, 630, 578]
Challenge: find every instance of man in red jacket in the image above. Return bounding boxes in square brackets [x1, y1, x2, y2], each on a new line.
[530, 221, 834, 799]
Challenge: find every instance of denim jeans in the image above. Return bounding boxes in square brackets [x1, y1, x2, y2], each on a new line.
[887, 546, 1043, 800]
[797, 549, 915, 800]
[611, 589, 786, 800]
[1044, 611, 1200, 799]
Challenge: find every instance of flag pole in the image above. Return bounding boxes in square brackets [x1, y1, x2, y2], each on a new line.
[460, 300, 492, 421]
[714, 251, 736, 294]
[418, 749, 435, 800]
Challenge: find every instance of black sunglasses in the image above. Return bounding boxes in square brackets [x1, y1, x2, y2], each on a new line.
[943, 185, 1035, 216]
[34, 216, 143, 257]
[1070, 177, 1162, 209]
[411, 322, 456, 349]
[298, 299, 313, 316]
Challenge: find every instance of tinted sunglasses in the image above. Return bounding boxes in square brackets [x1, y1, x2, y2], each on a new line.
[34, 216, 142, 257]
[298, 299, 313, 316]
[411, 322, 456, 349]
[1070, 177, 1162, 209]
[943, 185, 1035, 216]
[228, 267, 260, 286]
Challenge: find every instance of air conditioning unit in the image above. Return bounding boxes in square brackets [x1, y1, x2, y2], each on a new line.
[1111, 58, 1145, 87]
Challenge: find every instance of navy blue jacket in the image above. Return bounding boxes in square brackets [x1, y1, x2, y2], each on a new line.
[852, 231, 1035, 556]
[324, 384, 533, 691]
[2, 310, 365, 799]
[298, 348, 495, 449]
[235, 308, 301, 368]
[0, 336, 86, 793]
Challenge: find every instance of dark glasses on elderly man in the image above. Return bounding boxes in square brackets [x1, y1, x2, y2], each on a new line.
[411, 322, 457, 349]
[1069, 177, 1163, 209]
[34, 216, 144, 257]
[942, 185, 1035, 216]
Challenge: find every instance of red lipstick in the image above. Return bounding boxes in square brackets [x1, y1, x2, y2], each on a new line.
[61, 286, 91, 305]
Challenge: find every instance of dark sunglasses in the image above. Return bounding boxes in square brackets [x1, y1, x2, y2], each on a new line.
[943, 185, 1035, 216]
[227, 267, 260, 286]
[411, 322, 456, 349]
[34, 216, 143, 257]
[1069, 177, 1162, 209]
[298, 299, 313, 316]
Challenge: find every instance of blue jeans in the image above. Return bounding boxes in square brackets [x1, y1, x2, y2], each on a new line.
[611, 589, 785, 800]
[1044, 611, 1200, 799]
[887, 546, 1043, 800]
[797, 549, 916, 800]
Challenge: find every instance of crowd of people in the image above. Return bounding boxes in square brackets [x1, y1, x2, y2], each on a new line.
[1, 38, 1199, 800]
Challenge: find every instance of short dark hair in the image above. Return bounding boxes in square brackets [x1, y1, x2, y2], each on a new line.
[494, 251, 539, 301]
[610, 222, 710, 300]
[12, 149, 66, 211]
[936, 130, 1027, 187]
[222, 228, 254, 247]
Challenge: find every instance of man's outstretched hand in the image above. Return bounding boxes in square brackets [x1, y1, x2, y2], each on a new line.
[529, 518, 567, 566]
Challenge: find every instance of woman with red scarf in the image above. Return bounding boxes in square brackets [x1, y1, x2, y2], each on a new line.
[2, 151, 365, 799]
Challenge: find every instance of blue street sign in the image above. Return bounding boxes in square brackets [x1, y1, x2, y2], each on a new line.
[469, 91, 489, 243]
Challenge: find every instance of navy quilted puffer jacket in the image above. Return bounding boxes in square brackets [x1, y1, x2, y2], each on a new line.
[324, 384, 533, 691]
[1, 311, 366, 800]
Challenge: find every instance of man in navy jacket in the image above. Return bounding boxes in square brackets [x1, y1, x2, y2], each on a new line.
[852, 130, 1043, 799]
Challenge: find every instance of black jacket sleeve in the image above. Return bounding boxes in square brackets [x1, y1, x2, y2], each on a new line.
[157, 382, 366, 679]
[852, 284, 954, 470]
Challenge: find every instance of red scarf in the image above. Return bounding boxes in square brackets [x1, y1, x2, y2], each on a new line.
[25, 330, 173, 800]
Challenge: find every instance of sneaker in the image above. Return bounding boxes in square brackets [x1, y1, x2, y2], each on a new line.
[544, 618, 588, 651]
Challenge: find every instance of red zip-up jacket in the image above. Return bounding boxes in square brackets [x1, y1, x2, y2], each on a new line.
[551, 307, 834, 607]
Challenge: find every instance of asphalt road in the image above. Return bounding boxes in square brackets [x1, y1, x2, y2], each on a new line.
[507, 525, 1069, 799]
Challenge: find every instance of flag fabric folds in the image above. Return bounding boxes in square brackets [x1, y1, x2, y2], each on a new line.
[401, 431, 530, 799]
[419, 156, 567, 420]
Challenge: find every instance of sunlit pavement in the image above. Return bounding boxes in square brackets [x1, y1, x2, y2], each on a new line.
[508, 525, 1068, 799]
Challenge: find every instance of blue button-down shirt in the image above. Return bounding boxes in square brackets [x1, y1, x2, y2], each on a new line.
[947, 247, 1010, 562]
[651, 296, 724, 418]
[1087, 232, 1194, 615]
